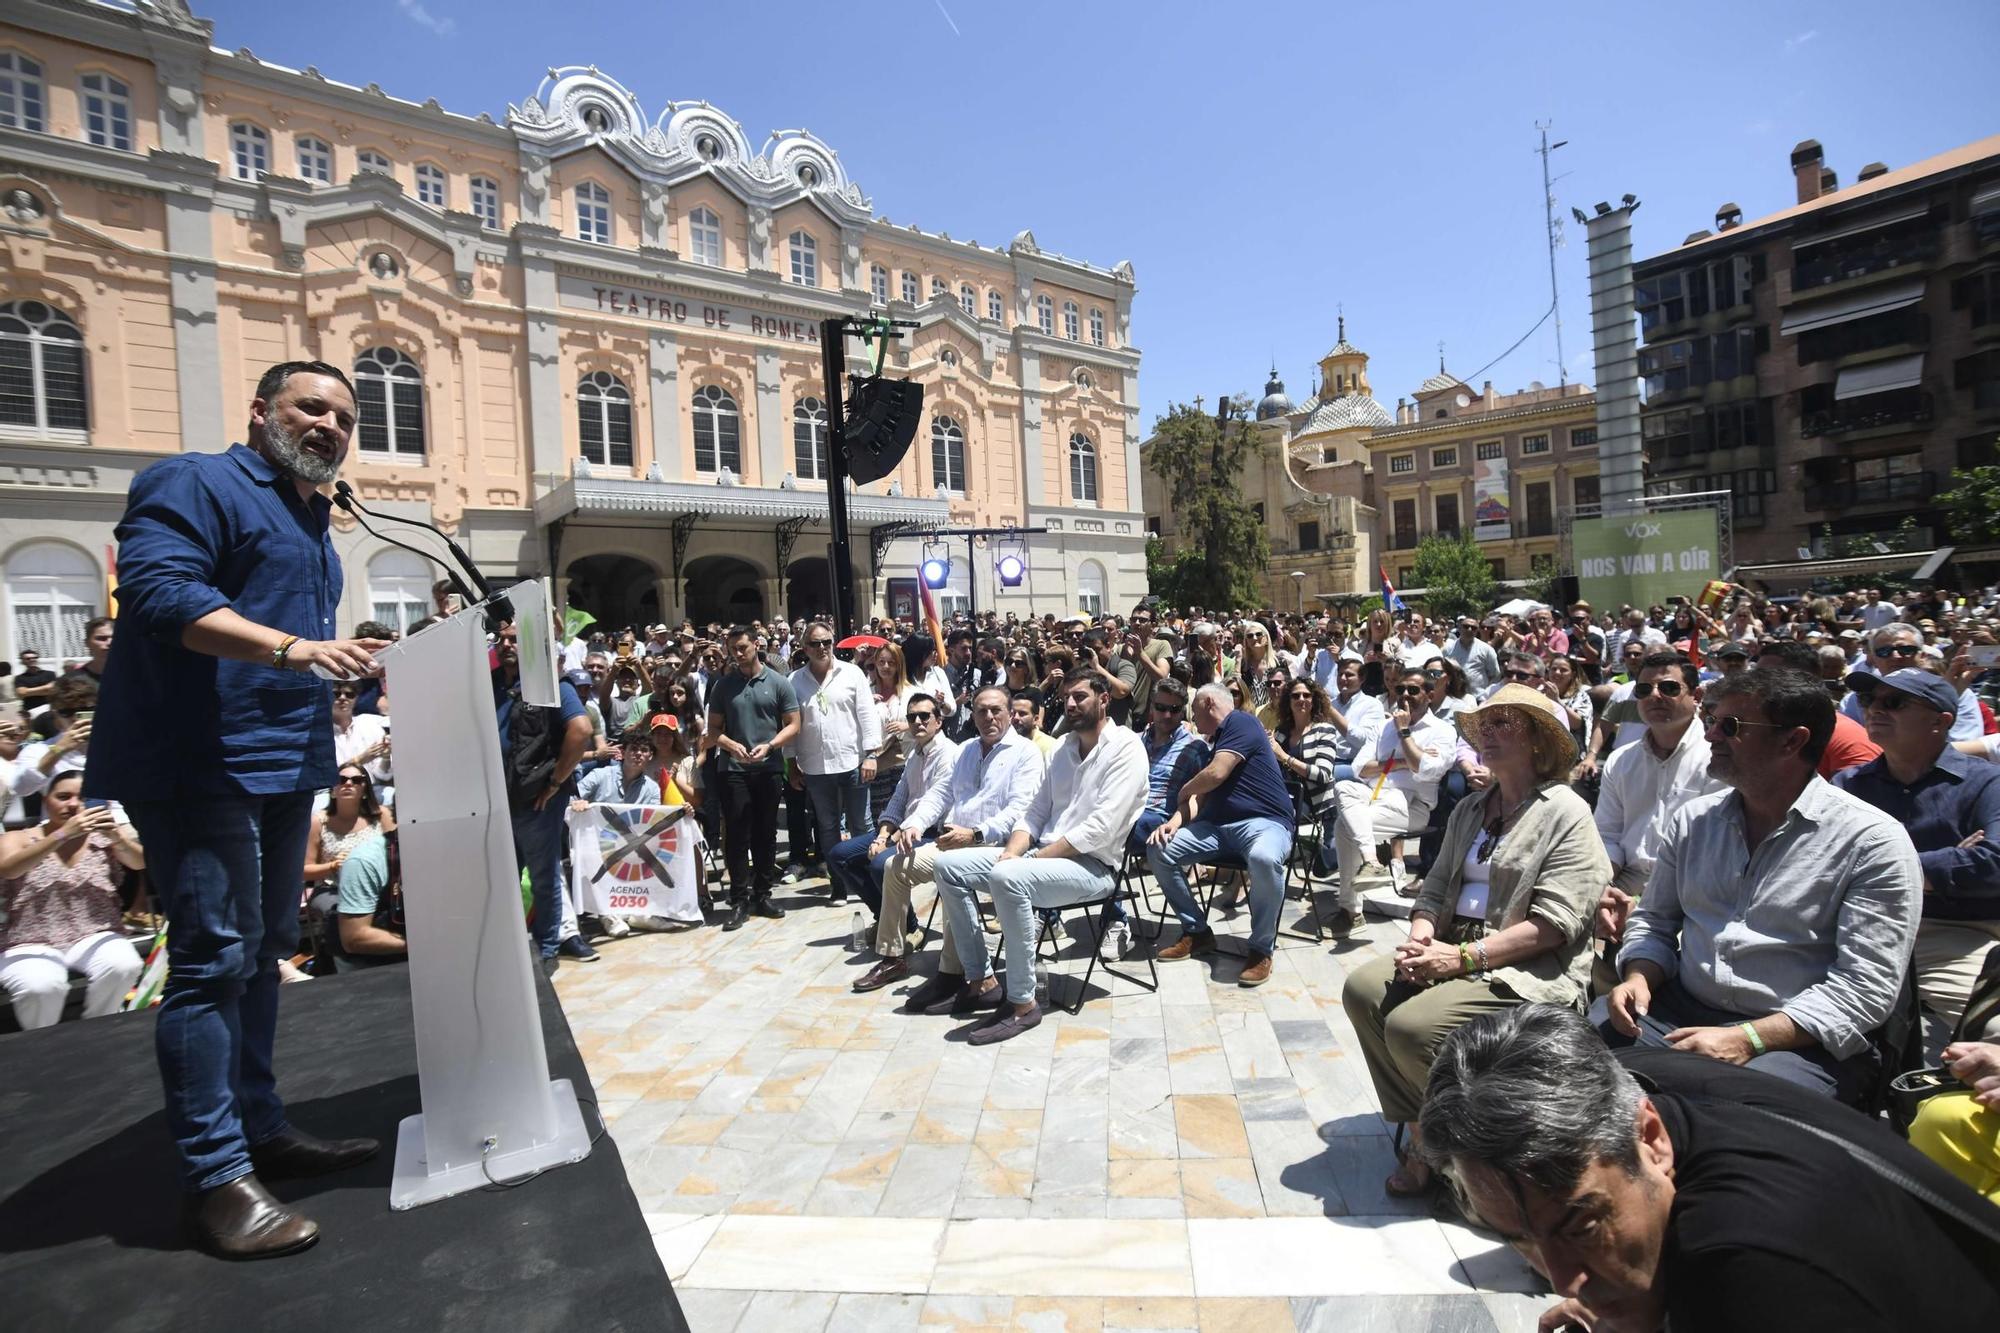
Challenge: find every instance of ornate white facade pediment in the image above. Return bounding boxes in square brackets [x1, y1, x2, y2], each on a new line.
[507, 67, 872, 226]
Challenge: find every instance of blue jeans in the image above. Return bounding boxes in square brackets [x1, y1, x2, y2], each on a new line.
[512, 800, 567, 958]
[126, 792, 315, 1193]
[934, 848, 1117, 1004]
[1333, 762, 1359, 783]
[1147, 816, 1292, 958]
[827, 831, 920, 934]
[803, 769, 870, 868]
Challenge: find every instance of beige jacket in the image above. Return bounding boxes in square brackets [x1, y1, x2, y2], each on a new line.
[1411, 779, 1610, 1007]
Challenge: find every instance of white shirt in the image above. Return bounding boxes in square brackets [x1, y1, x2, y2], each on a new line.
[917, 664, 958, 722]
[1329, 689, 1384, 766]
[1454, 839, 1493, 919]
[1859, 600, 1900, 631]
[786, 659, 883, 775]
[10, 737, 84, 797]
[1369, 709, 1455, 808]
[1594, 720, 1723, 881]
[1391, 635, 1443, 670]
[562, 637, 588, 673]
[881, 731, 961, 830]
[333, 712, 391, 784]
[906, 726, 1045, 845]
[1015, 721, 1149, 864]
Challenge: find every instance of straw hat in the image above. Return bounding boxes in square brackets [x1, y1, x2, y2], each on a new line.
[1452, 683, 1578, 773]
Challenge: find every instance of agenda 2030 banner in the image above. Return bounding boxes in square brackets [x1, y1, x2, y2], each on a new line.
[567, 803, 705, 924]
[1573, 509, 1720, 611]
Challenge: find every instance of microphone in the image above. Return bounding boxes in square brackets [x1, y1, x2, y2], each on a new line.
[334, 480, 494, 603]
[332, 486, 479, 607]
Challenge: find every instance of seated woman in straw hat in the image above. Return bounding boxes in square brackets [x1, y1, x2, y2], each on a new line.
[1340, 682, 1610, 1198]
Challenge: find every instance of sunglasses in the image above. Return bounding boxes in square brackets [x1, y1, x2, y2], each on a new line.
[331, 689, 358, 699]
[1152, 701, 1184, 714]
[1631, 679, 1687, 699]
[806, 639, 834, 649]
[1288, 691, 1314, 701]
[905, 710, 937, 723]
[1395, 685, 1425, 697]
[1504, 670, 1539, 683]
[1476, 822, 1503, 864]
[1859, 690, 1936, 714]
[1423, 668, 1445, 681]
[1700, 712, 1788, 738]
[335, 773, 368, 785]
[1873, 643, 1922, 659]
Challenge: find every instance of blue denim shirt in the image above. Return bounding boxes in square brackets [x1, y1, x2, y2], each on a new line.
[84, 444, 340, 800]
[1834, 745, 2000, 922]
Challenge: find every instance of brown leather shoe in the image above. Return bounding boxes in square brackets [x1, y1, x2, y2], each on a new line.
[184, 1175, 319, 1260]
[1238, 952, 1273, 988]
[851, 956, 909, 993]
[249, 1126, 380, 1181]
[1157, 928, 1216, 962]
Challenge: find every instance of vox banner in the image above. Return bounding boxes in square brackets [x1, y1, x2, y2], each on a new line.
[1573, 508, 1720, 610]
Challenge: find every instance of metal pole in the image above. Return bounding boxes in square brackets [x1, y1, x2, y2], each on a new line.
[966, 533, 977, 624]
[819, 317, 857, 633]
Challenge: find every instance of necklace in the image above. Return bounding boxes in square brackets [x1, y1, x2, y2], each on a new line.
[1475, 788, 1536, 863]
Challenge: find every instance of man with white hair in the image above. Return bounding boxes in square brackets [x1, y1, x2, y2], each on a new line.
[1842, 624, 1983, 742]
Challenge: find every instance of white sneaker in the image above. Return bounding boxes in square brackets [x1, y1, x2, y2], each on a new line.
[1100, 919, 1132, 961]
[1047, 915, 1069, 943]
[598, 914, 633, 939]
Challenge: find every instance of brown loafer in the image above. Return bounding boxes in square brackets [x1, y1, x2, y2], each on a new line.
[1156, 929, 1216, 962]
[925, 978, 1005, 1016]
[249, 1127, 380, 1181]
[1237, 952, 1273, 988]
[967, 1004, 1042, 1046]
[184, 1175, 319, 1260]
[851, 957, 909, 993]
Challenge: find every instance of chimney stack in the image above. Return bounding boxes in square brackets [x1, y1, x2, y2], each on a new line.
[1482, 380, 1496, 409]
[1858, 161, 1890, 182]
[1820, 166, 1838, 195]
[1715, 202, 1743, 231]
[1791, 138, 1824, 204]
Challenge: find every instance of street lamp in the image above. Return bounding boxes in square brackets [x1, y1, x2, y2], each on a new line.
[1290, 569, 1306, 614]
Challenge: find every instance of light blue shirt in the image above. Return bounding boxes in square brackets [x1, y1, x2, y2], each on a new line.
[577, 766, 660, 806]
[906, 725, 1045, 845]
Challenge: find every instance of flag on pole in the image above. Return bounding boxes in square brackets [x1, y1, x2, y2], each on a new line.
[1696, 579, 1732, 613]
[567, 803, 705, 924]
[918, 564, 945, 647]
[1379, 564, 1407, 615]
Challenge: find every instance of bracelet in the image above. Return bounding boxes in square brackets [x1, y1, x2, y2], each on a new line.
[1738, 1022, 1766, 1056]
[1457, 943, 1476, 976]
[1474, 939, 1491, 973]
[272, 635, 301, 670]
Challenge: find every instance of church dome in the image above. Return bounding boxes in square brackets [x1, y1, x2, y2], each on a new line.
[1254, 367, 1293, 420]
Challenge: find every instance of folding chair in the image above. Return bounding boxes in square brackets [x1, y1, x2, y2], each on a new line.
[990, 880, 1160, 1015]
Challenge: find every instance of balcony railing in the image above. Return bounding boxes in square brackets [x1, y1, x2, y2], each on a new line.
[1794, 237, 1938, 290]
[1802, 471, 1938, 510]
[1798, 312, 1929, 365]
[1800, 391, 1934, 437]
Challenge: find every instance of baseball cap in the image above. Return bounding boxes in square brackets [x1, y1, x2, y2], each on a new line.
[1845, 667, 1957, 713]
[647, 712, 681, 732]
[1711, 640, 1749, 659]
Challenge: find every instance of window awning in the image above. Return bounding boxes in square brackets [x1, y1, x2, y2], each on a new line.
[1833, 352, 1925, 401]
[1779, 278, 1925, 335]
[1973, 185, 2000, 218]
[1791, 204, 1931, 249]
[1735, 547, 1953, 585]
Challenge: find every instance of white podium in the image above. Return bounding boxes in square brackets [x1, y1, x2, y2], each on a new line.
[375, 578, 593, 1210]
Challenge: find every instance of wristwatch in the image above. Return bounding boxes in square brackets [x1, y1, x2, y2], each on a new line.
[972, 828, 985, 845]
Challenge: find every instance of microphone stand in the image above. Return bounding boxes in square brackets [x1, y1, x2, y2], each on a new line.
[334, 480, 495, 603]
[332, 489, 479, 607]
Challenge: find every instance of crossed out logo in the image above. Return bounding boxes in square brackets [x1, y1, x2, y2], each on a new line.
[593, 806, 684, 911]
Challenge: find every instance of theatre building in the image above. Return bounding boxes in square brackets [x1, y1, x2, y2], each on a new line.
[0, 0, 1145, 662]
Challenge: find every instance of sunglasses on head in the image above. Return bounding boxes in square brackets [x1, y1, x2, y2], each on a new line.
[1631, 679, 1687, 699]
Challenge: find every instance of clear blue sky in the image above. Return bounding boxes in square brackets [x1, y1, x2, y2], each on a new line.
[202, 0, 1998, 428]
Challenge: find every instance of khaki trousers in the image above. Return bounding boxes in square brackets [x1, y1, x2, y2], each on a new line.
[1341, 952, 1522, 1124]
[1913, 918, 2000, 1036]
[876, 842, 962, 971]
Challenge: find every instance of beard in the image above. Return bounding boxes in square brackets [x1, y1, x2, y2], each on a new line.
[260, 415, 343, 485]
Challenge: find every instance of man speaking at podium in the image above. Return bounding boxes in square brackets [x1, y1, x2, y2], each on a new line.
[86, 361, 391, 1260]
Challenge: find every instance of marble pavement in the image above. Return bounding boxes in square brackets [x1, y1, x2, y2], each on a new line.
[552, 872, 1554, 1333]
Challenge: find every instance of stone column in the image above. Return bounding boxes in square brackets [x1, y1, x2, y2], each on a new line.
[755, 347, 783, 486]
[648, 329, 682, 480]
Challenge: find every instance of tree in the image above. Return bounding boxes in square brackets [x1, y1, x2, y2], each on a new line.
[1939, 434, 2000, 544]
[1145, 398, 1269, 609]
[1523, 554, 1563, 611]
[1408, 532, 1496, 623]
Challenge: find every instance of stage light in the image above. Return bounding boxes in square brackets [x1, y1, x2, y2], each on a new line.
[996, 553, 1025, 585]
[921, 538, 951, 590]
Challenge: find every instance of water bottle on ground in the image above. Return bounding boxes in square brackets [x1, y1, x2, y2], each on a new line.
[850, 909, 870, 952]
[1034, 962, 1050, 1009]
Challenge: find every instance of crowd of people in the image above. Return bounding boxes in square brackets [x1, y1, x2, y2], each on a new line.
[6, 348, 1998, 1304]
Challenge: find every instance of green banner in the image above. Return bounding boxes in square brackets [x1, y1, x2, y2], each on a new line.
[1573, 509, 1720, 610]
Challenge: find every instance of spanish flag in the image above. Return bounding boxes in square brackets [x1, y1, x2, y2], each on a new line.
[918, 564, 945, 647]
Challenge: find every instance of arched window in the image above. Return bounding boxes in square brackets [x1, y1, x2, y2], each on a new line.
[295, 135, 332, 184]
[688, 206, 722, 266]
[930, 277, 948, 302]
[577, 371, 633, 469]
[414, 162, 447, 208]
[353, 346, 426, 459]
[958, 284, 976, 316]
[575, 181, 611, 244]
[931, 415, 966, 494]
[1035, 294, 1054, 335]
[869, 263, 889, 305]
[79, 73, 131, 151]
[793, 397, 827, 481]
[987, 290, 1003, 323]
[367, 548, 435, 634]
[356, 148, 391, 174]
[1063, 300, 1080, 341]
[4, 541, 97, 661]
[1089, 307, 1106, 347]
[0, 53, 45, 133]
[900, 271, 919, 304]
[469, 175, 500, 229]
[1077, 560, 1107, 618]
[1068, 432, 1100, 504]
[230, 122, 270, 181]
[691, 384, 740, 474]
[788, 230, 817, 286]
[0, 300, 88, 435]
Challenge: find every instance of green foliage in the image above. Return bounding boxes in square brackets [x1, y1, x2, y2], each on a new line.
[1939, 435, 2000, 545]
[1524, 554, 1563, 610]
[1408, 532, 1496, 623]
[1144, 400, 1269, 609]
[1810, 517, 1927, 594]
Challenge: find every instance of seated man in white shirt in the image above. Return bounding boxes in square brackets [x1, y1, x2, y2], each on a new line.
[931, 670, 1149, 1043]
[1593, 651, 1725, 945]
[844, 696, 960, 992]
[879, 686, 1045, 1013]
[1331, 666, 1454, 918]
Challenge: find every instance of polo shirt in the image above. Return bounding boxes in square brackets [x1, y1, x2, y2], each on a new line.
[1203, 709, 1294, 826]
[708, 665, 799, 773]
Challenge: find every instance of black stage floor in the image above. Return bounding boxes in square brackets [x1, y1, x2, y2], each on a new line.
[0, 965, 687, 1333]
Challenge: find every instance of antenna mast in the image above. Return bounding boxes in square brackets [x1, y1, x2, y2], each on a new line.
[1537, 122, 1569, 387]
